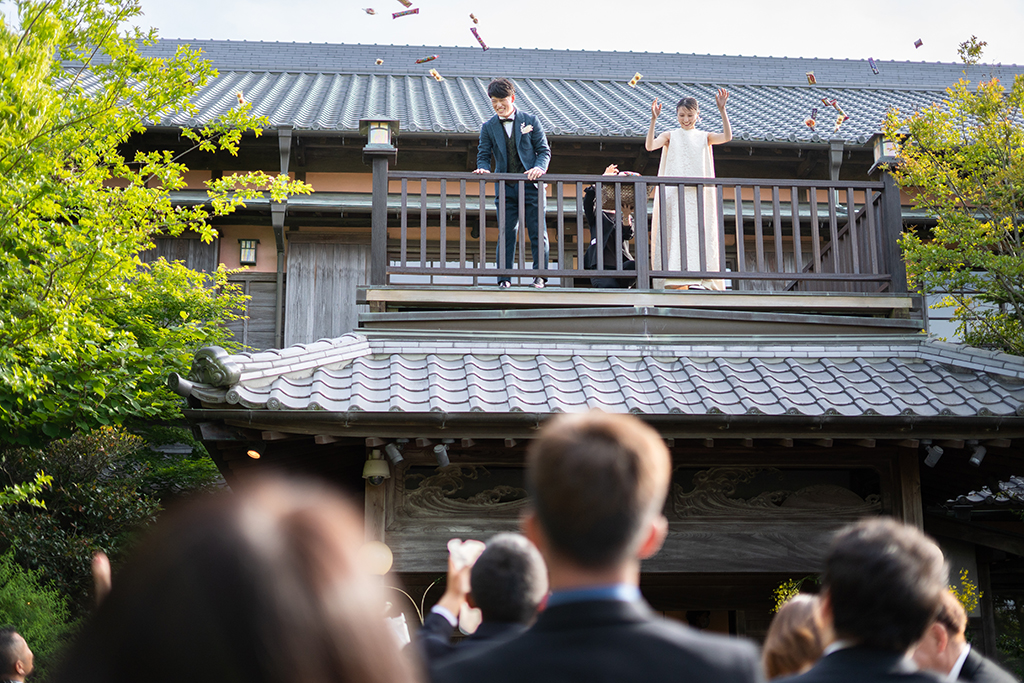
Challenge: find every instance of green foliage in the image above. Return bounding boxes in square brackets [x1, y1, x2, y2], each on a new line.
[0, 550, 78, 682]
[130, 424, 224, 499]
[883, 38, 1024, 356]
[0, 0, 312, 446]
[0, 427, 160, 610]
[995, 595, 1024, 678]
[950, 567, 982, 614]
[0, 471, 52, 509]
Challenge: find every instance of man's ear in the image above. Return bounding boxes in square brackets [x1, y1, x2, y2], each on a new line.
[14, 659, 25, 676]
[522, 511, 544, 552]
[932, 622, 950, 654]
[637, 514, 668, 560]
[819, 589, 834, 627]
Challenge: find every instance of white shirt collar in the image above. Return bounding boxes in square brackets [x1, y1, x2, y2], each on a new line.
[823, 639, 856, 656]
[948, 643, 971, 680]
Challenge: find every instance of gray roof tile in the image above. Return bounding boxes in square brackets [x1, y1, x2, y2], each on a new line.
[207, 334, 1024, 418]
[95, 39, 1024, 145]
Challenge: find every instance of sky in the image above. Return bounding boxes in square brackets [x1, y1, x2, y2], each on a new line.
[121, 0, 1024, 66]
[1, 1, 1021, 66]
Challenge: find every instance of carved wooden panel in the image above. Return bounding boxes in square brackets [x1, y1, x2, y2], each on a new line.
[386, 464, 882, 574]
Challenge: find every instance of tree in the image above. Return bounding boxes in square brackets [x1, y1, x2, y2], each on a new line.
[0, 0, 311, 446]
[883, 37, 1024, 356]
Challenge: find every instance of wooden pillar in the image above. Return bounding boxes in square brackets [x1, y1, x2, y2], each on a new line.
[365, 479, 387, 543]
[897, 449, 924, 529]
[976, 547, 998, 658]
[880, 172, 908, 293]
[634, 180, 650, 290]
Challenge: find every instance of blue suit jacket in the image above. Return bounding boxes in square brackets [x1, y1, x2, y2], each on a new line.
[477, 110, 551, 174]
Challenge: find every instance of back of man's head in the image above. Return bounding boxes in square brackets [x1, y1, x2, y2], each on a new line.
[0, 627, 23, 677]
[935, 590, 968, 642]
[823, 518, 947, 652]
[525, 411, 671, 569]
[470, 533, 547, 624]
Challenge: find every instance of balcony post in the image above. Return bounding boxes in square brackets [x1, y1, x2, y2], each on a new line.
[633, 180, 650, 290]
[880, 172, 907, 293]
[360, 119, 399, 286]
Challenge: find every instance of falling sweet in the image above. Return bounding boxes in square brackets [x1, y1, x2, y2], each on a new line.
[805, 107, 818, 130]
[396, 0, 412, 6]
[470, 26, 489, 51]
[392, 7, 418, 18]
[416, 54, 439, 64]
[470, 13, 478, 24]
[429, 68, 445, 82]
[375, 58, 384, 65]
[236, 91, 245, 105]
[628, 72, 643, 87]
[805, 71, 816, 85]
[362, 7, 376, 14]
[914, 38, 923, 48]
[868, 57, 879, 74]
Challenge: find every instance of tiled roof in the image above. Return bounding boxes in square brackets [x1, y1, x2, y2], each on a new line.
[103, 40, 1024, 144]
[178, 332, 1024, 418]
[952, 476, 1024, 506]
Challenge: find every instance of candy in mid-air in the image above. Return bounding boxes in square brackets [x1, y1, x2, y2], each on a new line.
[393, 8, 418, 18]
[236, 91, 245, 105]
[396, 0, 412, 6]
[627, 72, 643, 87]
[375, 58, 384, 65]
[429, 68, 445, 82]
[362, 7, 375, 14]
[416, 54, 439, 63]
[470, 26, 488, 50]
[470, 13, 478, 23]
[868, 57, 879, 74]
[914, 38, 923, 48]
[805, 71, 816, 85]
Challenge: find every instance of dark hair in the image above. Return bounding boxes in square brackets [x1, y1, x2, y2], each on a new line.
[823, 518, 947, 652]
[676, 97, 699, 112]
[487, 78, 515, 99]
[935, 590, 967, 638]
[526, 411, 670, 569]
[762, 594, 826, 679]
[469, 533, 547, 624]
[51, 476, 419, 683]
[0, 627, 21, 677]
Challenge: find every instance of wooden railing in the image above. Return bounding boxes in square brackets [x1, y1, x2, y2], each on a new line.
[374, 171, 906, 293]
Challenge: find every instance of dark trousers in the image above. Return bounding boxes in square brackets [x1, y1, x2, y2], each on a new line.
[496, 182, 548, 283]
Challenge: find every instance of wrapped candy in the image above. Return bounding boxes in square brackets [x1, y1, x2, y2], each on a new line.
[375, 58, 384, 65]
[235, 91, 245, 105]
[470, 26, 488, 50]
[392, 8, 418, 18]
[805, 107, 818, 130]
[447, 539, 486, 571]
[914, 38, 923, 48]
[833, 113, 850, 133]
[806, 71, 816, 85]
[416, 54, 439, 63]
[429, 68, 445, 82]
[396, 0, 412, 6]
[362, 7, 376, 14]
[470, 13, 478, 23]
[628, 72, 643, 87]
[821, 97, 837, 109]
[868, 57, 879, 74]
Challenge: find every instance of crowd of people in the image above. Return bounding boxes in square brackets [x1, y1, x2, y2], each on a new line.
[2, 410, 1019, 683]
[473, 77, 732, 290]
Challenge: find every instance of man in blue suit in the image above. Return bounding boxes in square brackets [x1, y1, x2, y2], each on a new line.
[473, 78, 550, 288]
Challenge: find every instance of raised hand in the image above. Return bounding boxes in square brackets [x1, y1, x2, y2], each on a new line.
[715, 88, 729, 110]
[603, 164, 619, 176]
[651, 98, 662, 120]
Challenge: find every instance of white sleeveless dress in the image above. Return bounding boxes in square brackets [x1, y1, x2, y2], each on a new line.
[651, 128, 724, 290]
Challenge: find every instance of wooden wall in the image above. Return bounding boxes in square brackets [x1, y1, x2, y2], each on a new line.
[284, 237, 369, 346]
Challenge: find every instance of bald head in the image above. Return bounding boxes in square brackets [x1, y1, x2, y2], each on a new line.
[0, 628, 33, 681]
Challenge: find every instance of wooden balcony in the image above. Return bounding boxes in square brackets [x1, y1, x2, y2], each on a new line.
[360, 169, 917, 335]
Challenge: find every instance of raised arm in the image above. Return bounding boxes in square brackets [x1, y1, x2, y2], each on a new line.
[645, 98, 671, 151]
[474, 123, 493, 174]
[707, 88, 733, 146]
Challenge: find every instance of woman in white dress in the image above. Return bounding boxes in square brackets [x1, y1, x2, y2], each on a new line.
[645, 90, 732, 290]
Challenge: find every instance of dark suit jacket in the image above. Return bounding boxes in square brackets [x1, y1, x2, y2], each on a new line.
[414, 611, 527, 668]
[432, 599, 763, 683]
[476, 110, 551, 174]
[779, 646, 943, 683]
[959, 647, 1020, 683]
[583, 185, 635, 270]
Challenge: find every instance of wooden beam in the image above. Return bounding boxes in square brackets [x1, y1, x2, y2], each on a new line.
[853, 439, 876, 448]
[364, 479, 387, 543]
[895, 439, 920, 449]
[365, 437, 385, 447]
[982, 439, 1012, 448]
[740, 438, 754, 448]
[198, 422, 256, 442]
[461, 438, 476, 448]
[703, 438, 714, 448]
[315, 434, 340, 445]
[664, 438, 675, 448]
[504, 438, 518, 448]
[924, 514, 1024, 557]
[938, 439, 965, 449]
[810, 438, 833, 447]
[772, 438, 794, 448]
[415, 437, 434, 447]
[897, 449, 924, 529]
[261, 431, 291, 441]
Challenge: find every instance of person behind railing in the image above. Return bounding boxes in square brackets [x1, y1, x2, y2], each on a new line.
[472, 77, 551, 290]
[646, 90, 732, 291]
[583, 164, 637, 288]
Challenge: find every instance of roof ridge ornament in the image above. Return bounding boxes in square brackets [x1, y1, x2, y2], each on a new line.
[187, 346, 242, 387]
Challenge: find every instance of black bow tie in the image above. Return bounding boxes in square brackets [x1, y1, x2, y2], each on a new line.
[500, 117, 514, 123]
